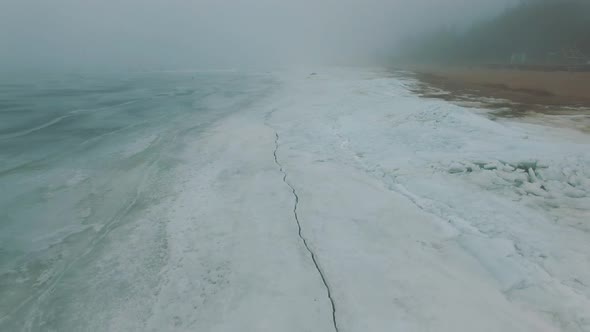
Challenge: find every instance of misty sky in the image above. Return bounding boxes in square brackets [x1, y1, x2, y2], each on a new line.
[0, 0, 516, 71]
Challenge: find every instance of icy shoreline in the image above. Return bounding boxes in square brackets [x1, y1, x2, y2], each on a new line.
[3, 68, 589, 331]
[150, 68, 589, 331]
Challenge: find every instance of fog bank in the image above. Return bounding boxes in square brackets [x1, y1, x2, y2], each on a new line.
[0, 0, 516, 71]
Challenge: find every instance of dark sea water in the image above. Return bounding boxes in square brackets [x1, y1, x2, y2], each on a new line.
[0, 71, 274, 330]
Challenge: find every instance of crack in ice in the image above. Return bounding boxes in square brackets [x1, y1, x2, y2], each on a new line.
[272, 131, 340, 332]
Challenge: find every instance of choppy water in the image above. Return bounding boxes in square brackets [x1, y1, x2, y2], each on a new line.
[0, 71, 274, 330]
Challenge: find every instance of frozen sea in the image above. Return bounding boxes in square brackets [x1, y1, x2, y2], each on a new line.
[1, 68, 589, 331]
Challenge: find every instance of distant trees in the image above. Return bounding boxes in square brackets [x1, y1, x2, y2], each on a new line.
[400, 0, 590, 65]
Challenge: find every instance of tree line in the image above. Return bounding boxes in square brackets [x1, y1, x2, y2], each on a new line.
[398, 0, 590, 65]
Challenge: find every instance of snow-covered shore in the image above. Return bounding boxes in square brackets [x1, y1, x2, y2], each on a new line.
[150, 68, 590, 331]
[3, 68, 588, 331]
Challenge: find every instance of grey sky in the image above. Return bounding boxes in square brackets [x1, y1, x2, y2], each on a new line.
[0, 0, 516, 71]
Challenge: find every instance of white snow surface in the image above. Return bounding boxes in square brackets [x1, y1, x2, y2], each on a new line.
[8, 68, 589, 331]
[145, 68, 590, 331]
